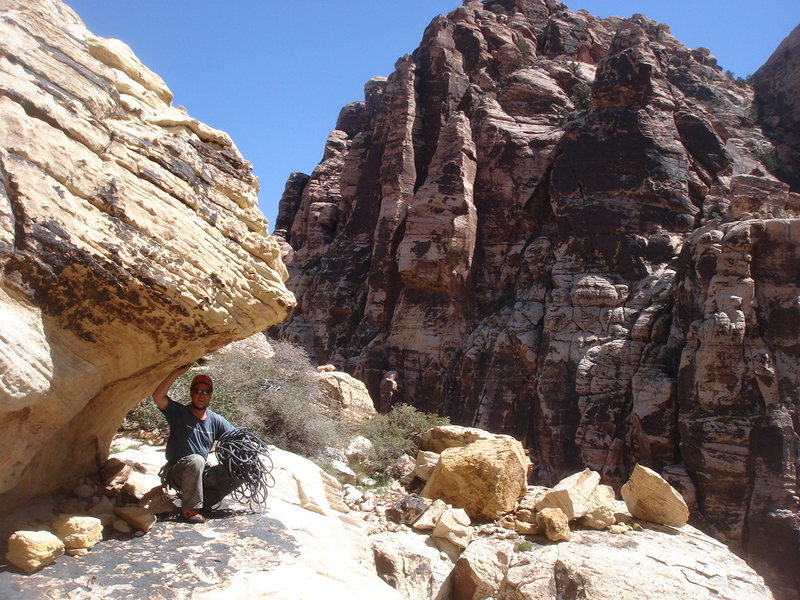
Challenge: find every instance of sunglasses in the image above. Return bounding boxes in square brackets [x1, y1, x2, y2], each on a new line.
[190, 387, 212, 396]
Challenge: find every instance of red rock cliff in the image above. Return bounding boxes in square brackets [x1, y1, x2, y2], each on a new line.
[276, 1, 799, 596]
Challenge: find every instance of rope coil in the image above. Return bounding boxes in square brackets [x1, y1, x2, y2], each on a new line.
[216, 428, 274, 509]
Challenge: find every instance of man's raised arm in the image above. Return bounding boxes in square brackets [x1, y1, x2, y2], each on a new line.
[152, 364, 192, 411]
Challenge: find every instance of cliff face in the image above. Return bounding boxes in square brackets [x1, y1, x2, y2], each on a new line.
[753, 24, 800, 191]
[0, 0, 295, 509]
[276, 0, 799, 595]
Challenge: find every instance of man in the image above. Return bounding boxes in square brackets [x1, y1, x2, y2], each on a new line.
[152, 364, 238, 523]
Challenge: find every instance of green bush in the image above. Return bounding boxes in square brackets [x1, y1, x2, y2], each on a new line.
[122, 338, 346, 459]
[558, 81, 592, 127]
[487, 3, 508, 16]
[358, 404, 450, 474]
[516, 540, 534, 552]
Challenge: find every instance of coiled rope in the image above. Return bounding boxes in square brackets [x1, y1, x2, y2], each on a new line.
[215, 428, 274, 509]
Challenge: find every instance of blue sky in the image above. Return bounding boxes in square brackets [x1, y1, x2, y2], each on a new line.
[66, 1, 800, 228]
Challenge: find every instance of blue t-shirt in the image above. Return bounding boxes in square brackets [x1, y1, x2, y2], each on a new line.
[161, 399, 234, 463]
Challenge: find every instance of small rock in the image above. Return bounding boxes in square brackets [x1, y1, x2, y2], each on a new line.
[6, 531, 65, 573]
[517, 486, 549, 512]
[579, 484, 617, 530]
[345, 436, 374, 470]
[535, 468, 600, 520]
[66, 548, 90, 558]
[51, 515, 103, 549]
[113, 519, 133, 534]
[362, 490, 378, 508]
[536, 507, 571, 541]
[412, 498, 448, 531]
[343, 485, 364, 505]
[122, 471, 162, 501]
[113, 506, 156, 532]
[608, 522, 631, 534]
[137, 486, 176, 515]
[328, 460, 357, 485]
[386, 494, 431, 525]
[432, 507, 472, 549]
[101, 458, 133, 496]
[513, 519, 539, 536]
[393, 454, 416, 483]
[413, 451, 440, 482]
[621, 464, 689, 527]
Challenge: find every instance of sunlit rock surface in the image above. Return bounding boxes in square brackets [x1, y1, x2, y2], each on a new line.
[0, 0, 295, 509]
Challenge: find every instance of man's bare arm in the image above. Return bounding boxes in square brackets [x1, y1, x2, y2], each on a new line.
[152, 364, 192, 410]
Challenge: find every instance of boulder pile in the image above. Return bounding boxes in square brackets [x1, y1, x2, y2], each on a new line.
[366, 426, 770, 600]
[4, 439, 172, 573]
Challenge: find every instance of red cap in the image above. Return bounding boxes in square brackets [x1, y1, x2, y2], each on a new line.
[190, 374, 213, 391]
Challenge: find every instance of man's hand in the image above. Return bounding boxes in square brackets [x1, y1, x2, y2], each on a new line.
[152, 363, 194, 411]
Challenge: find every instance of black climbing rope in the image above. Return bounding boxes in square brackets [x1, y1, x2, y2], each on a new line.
[215, 428, 274, 510]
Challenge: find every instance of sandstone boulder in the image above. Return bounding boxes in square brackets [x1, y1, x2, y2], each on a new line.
[346, 436, 375, 470]
[112, 506, 156, 533]
[5, 531, 64, 573]
[580, 484, 617, 530]
[137, 486, 176, 515]
[536, 507, 571, 541]
[421, 439, 528, 521]
[269, 446, 348, 516]
[534, 468, 600, 520]
[420, 426, 516, 453]
[122, 471, 162, 501]
[372, 530, 455, 600]
[413, 450, 440, 482]
[386, 494, 431, 526]
[431, 507, 472, 550]
[0, 0, 294, 512]
[316, 371, 376, 424]
[621, 464, 690, 527]
[51, 515, 102, 550]
[452, 525, 774, 600]
[412, 499, 449, 532]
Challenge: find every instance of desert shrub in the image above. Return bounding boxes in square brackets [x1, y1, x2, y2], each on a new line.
[122, 337, 345, 459]
[123, 396, 167, 435]
[570, 81, 591, 112]
[516, 540, 534, 552]
[487, 3, 508, 16]
[558, 81, 592, 127]
[358, 404, 450, 474]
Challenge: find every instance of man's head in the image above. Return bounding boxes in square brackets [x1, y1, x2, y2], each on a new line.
[189, 374, 213, 411]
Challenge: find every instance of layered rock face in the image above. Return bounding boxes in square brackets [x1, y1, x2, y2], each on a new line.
[276, 0, 799, 595]
[0, 0, 294, 509]
[753, 24, 800, 191]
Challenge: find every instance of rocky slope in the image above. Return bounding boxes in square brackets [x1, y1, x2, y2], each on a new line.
[275, 0, 800, 596]
[0, 436, 774, 600]
[0, 0, 294, 511]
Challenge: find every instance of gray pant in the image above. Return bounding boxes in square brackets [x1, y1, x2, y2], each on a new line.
[167, 454, 237, 510]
